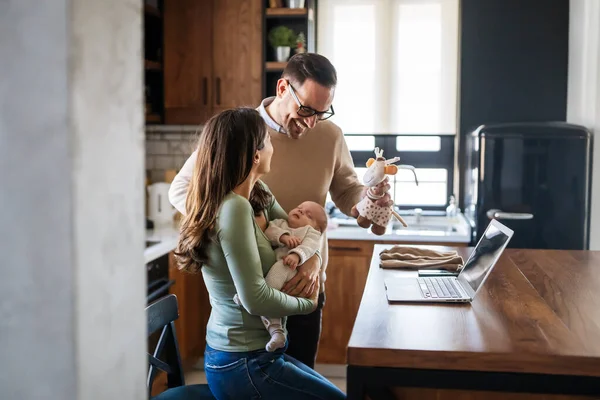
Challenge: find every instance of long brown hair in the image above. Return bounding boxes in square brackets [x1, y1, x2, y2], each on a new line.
[175, 108, 272, 273]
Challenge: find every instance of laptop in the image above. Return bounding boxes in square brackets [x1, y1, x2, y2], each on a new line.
[384, 219, 514, 303]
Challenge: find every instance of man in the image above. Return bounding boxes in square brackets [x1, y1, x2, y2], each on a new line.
[169, 53, 392, 369]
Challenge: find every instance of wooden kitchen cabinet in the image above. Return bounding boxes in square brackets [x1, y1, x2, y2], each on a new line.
[168, 252, 211, 368]
[163, 0, 262, 125]
[212, 0, 262, 109]
[317, 240, 373, 364]
[163, 0, 213, 124]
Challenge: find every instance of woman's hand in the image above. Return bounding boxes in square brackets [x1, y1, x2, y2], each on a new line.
[281, 254, 320, 298]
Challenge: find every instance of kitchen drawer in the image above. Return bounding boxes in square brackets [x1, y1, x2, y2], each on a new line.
[328, 240, 375, 257]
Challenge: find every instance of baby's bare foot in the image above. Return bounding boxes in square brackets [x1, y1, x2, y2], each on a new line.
[265, 331, 286, 352]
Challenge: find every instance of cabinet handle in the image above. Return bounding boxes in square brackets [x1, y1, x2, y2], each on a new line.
[202, 77, 208, 105]
[330, 246, 362, 252]
[217, 77, 221, 105]
[486, 209, 534, 220]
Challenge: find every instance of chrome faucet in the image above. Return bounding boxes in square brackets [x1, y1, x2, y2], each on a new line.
[398, 164, 419, 186]
[414, 208, 423, 224]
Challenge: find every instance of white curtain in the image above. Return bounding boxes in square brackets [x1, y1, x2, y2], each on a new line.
[318, 0, 459, 135]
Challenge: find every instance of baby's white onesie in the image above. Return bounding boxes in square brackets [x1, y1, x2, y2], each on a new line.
[263, 219, 322, 289]
[234, 218, 322, 352]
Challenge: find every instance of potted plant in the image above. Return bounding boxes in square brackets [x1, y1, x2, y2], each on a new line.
[268, 26, 296, 62]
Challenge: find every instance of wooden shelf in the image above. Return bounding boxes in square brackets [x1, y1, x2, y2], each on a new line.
[266, 8, 307, 17]
[144, 4, 161, 18]
[145, 60, 162, 70]
[146, 113, 161, 123]
[265, 61, 287, 71]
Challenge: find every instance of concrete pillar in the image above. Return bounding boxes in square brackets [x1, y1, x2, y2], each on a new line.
[0, 1, 146, 399]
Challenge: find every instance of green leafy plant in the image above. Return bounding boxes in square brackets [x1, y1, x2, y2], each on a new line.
[268, 26, 296, 48]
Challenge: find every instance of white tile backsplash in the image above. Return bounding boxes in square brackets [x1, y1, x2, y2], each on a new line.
[145, 126, 199, 182]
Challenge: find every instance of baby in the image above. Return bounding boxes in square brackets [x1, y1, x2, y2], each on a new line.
[234, 201, 328, 352]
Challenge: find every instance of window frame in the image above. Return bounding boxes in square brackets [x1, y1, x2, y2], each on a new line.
[347, 134, 455, 211]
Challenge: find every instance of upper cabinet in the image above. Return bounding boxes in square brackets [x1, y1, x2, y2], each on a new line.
[164, 0, 262, 125]
[212, 0, 263, 111]
[163, 0, 214, 124]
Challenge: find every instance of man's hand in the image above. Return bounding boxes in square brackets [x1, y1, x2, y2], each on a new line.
[280, 234, 302, 249]
[350, 177, 394, 218]
[283, 253, 301, 270]
[281, 254, 320, 298]
[307, 275, 320, 312]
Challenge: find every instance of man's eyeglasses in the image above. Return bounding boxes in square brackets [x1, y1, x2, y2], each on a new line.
[287, 81, 335, 121]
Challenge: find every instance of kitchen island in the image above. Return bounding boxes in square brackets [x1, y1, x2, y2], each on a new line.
[346, 244, 600, 399]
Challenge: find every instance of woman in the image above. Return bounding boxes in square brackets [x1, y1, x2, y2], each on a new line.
[175, 108, 346, 400]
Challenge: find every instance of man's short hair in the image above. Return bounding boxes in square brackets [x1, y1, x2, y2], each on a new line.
[282, 53, 337, 88]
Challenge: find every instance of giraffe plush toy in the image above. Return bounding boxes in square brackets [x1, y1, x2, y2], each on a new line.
[355, 148, 418, 235]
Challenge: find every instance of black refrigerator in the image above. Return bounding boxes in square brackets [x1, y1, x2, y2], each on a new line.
[463, 122, 592, 250]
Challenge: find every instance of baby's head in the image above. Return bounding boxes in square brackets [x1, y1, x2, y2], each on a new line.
[287, 201, 328, 233]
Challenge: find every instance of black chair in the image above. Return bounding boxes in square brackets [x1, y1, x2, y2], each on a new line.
[147, 294, 215, 400]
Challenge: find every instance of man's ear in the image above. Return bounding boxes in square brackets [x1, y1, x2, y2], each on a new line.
[384, 165, 398, 175]
[276, 78, 288, 98]
[366, 158, 375, 167]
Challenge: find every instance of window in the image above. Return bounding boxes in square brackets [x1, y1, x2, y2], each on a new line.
[395, 168, 447, 206]
[352, 167, 445, 206]
[338, 135, 454, 210]
[318, 0, 459, 209]
[396, 136, 441, 152]
[318, 0, 459, 135]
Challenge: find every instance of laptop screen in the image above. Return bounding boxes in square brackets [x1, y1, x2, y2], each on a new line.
[460, 221, 513, 293]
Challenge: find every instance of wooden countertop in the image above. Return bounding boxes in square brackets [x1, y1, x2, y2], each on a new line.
[347, 244, 600, 377]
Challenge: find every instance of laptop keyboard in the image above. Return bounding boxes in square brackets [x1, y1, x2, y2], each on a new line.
[417, 277, 462, 299]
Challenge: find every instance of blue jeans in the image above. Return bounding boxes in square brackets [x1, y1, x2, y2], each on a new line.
[204, 343, 346, 400]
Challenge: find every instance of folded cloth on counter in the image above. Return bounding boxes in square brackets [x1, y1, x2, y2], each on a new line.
[379, 246, 464, 271]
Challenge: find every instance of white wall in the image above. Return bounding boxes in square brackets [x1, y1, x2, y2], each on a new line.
[567, 0, 600, 249]
[0, 1, 146, 399]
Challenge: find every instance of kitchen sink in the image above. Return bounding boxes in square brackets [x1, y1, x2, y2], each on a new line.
[391, 218, 457, 232]
[327, 209, 470, 242]
[330, 215, 459, 231]
[392, 223, 457, 232]
[391, 215, 457, 231]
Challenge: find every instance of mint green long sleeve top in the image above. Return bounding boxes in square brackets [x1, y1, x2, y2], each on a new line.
[202, 189, 315, 352]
